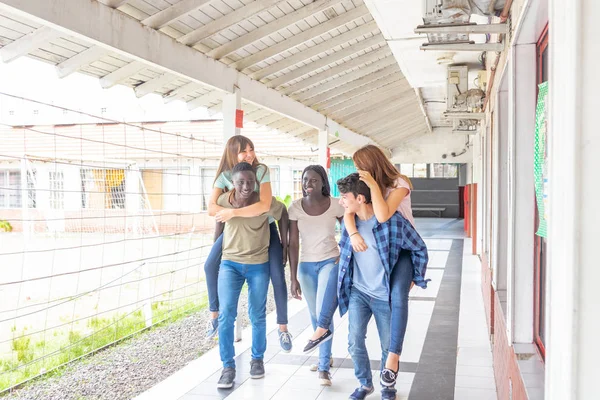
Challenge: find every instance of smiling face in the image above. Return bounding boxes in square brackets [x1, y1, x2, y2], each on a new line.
[302, 169, 323, 197]
[232, 169, 256, 199]
[237, 144, 256, 164]
[339, 191, 362, 213]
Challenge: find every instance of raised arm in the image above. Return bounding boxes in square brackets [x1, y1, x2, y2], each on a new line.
[358, 170, 409, 223]
[215, 182, 273, 222]
[207, 187, 225, 216]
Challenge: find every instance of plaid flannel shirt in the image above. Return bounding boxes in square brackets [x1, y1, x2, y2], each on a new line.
[336, 212, 429, 317]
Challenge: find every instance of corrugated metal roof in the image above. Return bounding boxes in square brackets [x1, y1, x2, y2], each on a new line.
[0, 0, 429, 153]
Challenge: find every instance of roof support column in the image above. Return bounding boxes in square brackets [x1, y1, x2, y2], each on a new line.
[222, 86, 241, 141]
[318, 129, 329, 170]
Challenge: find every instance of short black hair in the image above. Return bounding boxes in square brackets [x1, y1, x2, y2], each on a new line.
[232, 161, 256, 176]
[302, 165, 331, 197]
[336, 173, 371, 204]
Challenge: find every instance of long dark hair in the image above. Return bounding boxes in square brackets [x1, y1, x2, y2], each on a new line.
[302, 165, 331, 197]
[352, 145, 413, 194]
[214, 135, 268, 185]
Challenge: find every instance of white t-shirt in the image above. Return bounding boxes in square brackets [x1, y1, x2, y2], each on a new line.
[288, 197, 345, 262]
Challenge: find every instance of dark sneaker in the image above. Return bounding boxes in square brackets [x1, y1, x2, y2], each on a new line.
[216, 367, 235, 389]
[250, 359, 265, 379]
[381, 387, 397, 400]
[349, 386, 374, 399]
[303, 329, 333, 353]
[318, 370, 332, 386]
[279, 330, 293, 353]
[380, 368, 397, 387]
[206, 318, 218, 339]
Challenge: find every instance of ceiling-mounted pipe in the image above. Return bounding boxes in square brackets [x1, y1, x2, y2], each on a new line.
[482, 0, 514, 111]
[414, 88, 433, 133]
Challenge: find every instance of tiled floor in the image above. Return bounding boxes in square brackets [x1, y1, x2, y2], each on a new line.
[134, 219, 497, 400]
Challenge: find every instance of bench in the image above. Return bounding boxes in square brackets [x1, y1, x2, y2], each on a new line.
[412, 207, 446, 218]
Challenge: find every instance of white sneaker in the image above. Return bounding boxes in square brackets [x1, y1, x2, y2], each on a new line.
[309, 356, 333, 372]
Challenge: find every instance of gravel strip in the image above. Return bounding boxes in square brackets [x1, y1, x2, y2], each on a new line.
[1, 271, 291, 400]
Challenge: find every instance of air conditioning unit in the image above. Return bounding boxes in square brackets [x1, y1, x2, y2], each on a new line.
[446, 66, 468, 111]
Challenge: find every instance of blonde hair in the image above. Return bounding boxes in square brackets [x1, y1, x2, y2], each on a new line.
[352, 145, 414, 194]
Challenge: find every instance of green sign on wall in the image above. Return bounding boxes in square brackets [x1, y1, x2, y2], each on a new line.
[534, 82, 548, 238]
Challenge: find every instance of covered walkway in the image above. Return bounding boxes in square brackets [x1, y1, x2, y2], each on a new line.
[136, 219, 497, 400]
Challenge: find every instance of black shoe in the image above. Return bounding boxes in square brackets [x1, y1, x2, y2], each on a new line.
[217, 367, 235, 389]
[380, 367, 397, 387]
[250, 359, 265, 379]
[319, 370, 332, 386]
[303, 329, 333, 353]
[381, 387, 397, 400]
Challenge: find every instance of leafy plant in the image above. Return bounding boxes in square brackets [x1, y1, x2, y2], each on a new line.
[0, 220, 12, 232]
[275, 195, 293, 208]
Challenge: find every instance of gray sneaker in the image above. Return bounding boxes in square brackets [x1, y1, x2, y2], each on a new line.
[319, 370, 332, 386]
[250, 359, 265, 379]
[217, 367, 235, 389]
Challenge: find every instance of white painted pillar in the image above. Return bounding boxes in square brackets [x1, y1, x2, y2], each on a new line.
[318, 130, 328, 169]
[547, 1, 600, 399]
[508, 44, 536, 344]
[222, 86, 241, 141]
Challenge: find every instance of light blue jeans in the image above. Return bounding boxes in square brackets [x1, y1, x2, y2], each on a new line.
[217, 260, 270, 369]
[348, 288, 391, 388]
[297, 257, 337, 372]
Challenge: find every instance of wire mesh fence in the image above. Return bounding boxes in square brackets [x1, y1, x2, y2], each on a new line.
[0, 94, 315, 393]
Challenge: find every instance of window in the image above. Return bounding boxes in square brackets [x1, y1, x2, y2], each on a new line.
[269, 166, 280, 197]
[398, 164, 427, 178]
[8, 110, 14, 116]
[0, 170, 21, 208]
[49, 171, 65, 209]
[293, 170, 303, 200]
[430, 163, 458, 178]
[27, 170, 36, 209]
[101, 108, 107, 113]
[200, 168, 217, 211]
[398, 164, 415, 177]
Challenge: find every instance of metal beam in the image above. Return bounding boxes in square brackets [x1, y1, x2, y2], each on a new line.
[0, 0, 380, 150]
[99, 60, 146, 88]
[232, 5, 370, 71]
[443, 111, 486, 119]
[141, 0, 214, 30]
[266, 33, 384, 88]
[0, 25, 60, 62]
[414, 88, 433, 133]
[208, 0, 343, 60]
[134, 73, 177, 97]
[306, 65, 400, 107]
[419, 42, 505, 52]
[177, 0, 281, 46]
[55, 45, 107, 78]
[186, 90, 224, 110]
[163, 81, 202, 103]
[295, 58, 398, 102]
[280, 47, 390, 95]
[415, 23, 508, 34]
[314, 74, 404, 111]
[323, 81, 409, 116]
[251, 21, 377, 80]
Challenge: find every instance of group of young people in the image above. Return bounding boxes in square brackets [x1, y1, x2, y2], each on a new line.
[203, 135, 429, 400]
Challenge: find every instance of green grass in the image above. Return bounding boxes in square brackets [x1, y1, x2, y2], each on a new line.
[0, 297, 208, 393]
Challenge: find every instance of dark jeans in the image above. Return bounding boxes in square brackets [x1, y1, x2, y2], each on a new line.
[316, 251, 413, 356]
[204, 222, 288, 324]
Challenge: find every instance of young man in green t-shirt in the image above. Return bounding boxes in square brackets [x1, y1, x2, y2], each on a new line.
[215, 162, 288, 389]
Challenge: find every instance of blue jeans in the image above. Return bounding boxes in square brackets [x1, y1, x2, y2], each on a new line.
[389, 251, 413, 355]
[204, 222, 288, 324]
[315, 261, 339, 329]
[297, 257, 337, 372]
[217, 260, 270, 369]
[347, 288, 391, 388]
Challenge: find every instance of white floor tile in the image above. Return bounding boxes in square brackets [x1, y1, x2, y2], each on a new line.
[454, 387, 498, 400]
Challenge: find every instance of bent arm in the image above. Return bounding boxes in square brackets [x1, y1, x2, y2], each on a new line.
[371, 186, 409, 223]
[207, 187, 225, 216]
[229, 182, 274, 218]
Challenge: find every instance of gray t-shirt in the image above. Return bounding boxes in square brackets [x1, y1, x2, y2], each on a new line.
[288, 197, 345, 262]
[352, 215, 389, 301]
[217, 193, 283, 264]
